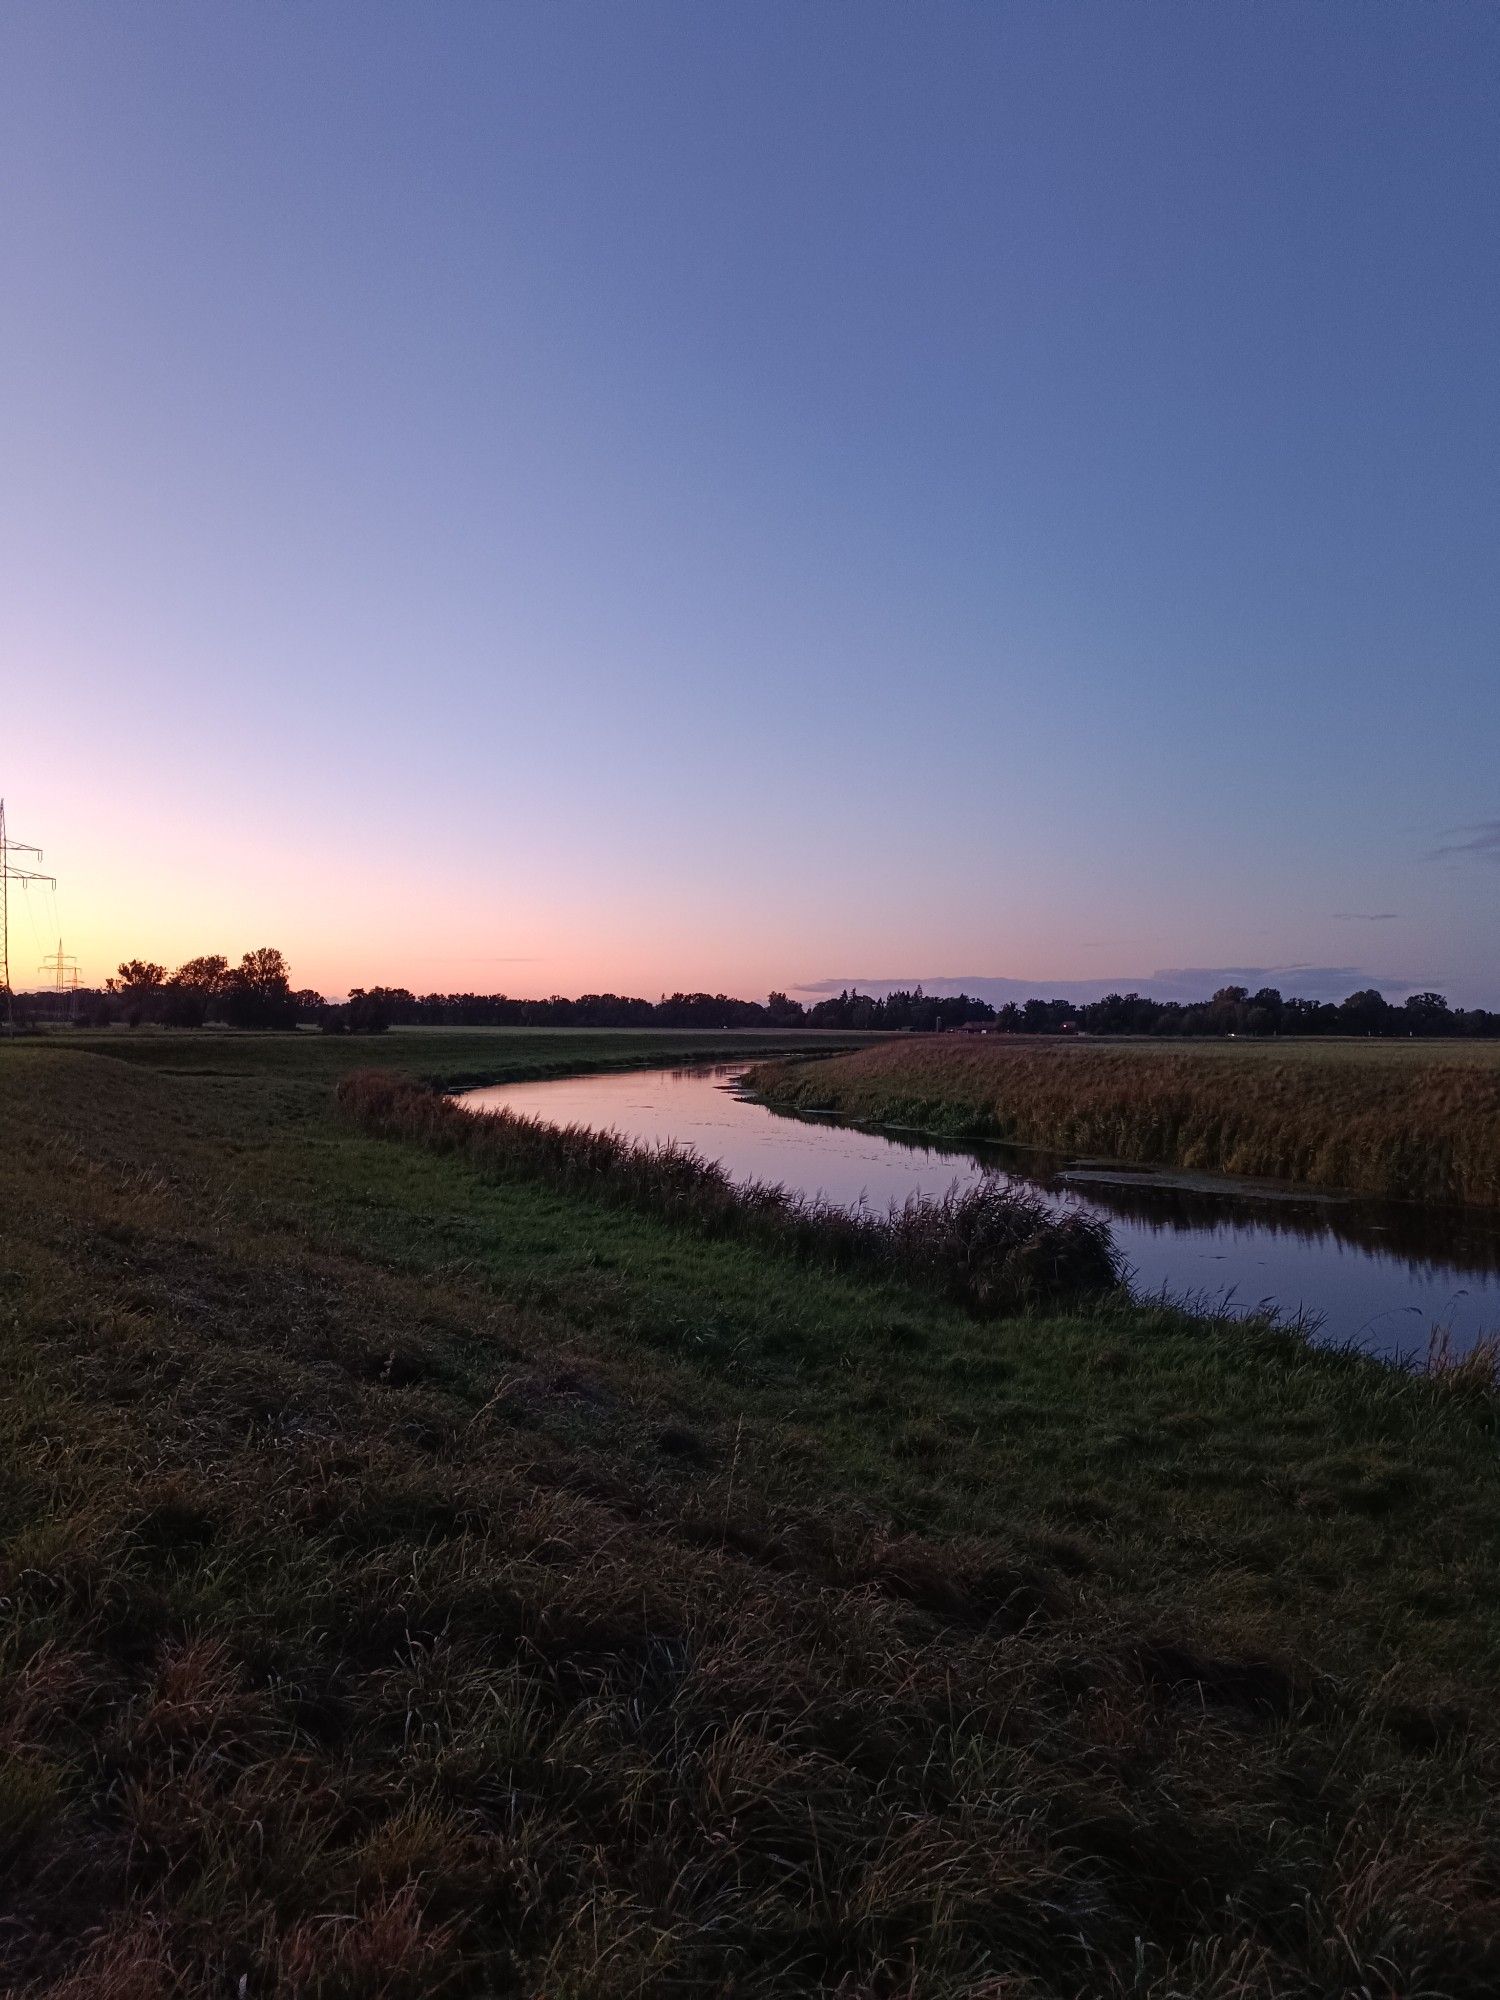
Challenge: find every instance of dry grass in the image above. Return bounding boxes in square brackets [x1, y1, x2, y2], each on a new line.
[1427, 1325, 1500, 1393]
[746, 1038, 1500, 1206]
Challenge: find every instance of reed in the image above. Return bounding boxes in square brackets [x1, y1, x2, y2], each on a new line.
[336, 1068, 1120, 1310]
[746, 1039, 1500, 1206]
[1427, 1324, 1500, 1392]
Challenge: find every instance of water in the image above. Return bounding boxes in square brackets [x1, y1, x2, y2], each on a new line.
[457, 1064, 1500, 1359]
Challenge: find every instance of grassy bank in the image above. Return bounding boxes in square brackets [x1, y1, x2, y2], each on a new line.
[37, 1021, 875, 1090]
[339, 1069, 1118, 1311]
[3, 1031, 1499, 1995]
[746, 1037, 1500, 1207]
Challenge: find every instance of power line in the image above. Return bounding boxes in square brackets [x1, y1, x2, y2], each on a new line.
[21, 875, 49, 960]
[1, 798, 58, 1034]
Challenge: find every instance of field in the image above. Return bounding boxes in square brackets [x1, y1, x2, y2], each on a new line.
[2, 1027, 1500, 1996]
[746, 1036, 1500, 1208]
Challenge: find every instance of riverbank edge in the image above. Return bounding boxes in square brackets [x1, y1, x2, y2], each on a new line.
[742, 1045, 1500, 1210]
[344, 1067, 1121, 1311]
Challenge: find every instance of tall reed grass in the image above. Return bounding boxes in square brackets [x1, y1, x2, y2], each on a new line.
[747, 1040, 1500, 1207]
[337, 1069, 1119, 1310]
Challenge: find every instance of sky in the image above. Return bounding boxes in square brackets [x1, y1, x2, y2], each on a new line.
[2, 2, 1497, 1004]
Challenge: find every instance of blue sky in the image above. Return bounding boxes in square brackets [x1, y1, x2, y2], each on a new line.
[2, 2, 1496, 1001]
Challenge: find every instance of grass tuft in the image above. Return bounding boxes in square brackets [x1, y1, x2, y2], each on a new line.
[1427, 1324, 1500, 1393]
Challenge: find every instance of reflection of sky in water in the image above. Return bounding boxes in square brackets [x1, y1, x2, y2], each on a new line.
[459, 1066, 1500, 1361]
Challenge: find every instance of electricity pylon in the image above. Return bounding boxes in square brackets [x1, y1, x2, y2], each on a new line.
[36, 938, 81, 1025]
[39, 936, 80, 1000]
[1, 798, 57, 1034]
[39, 940, 80, 990]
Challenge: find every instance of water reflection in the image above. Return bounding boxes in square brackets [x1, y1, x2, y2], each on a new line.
[457, 1064, 1500, 1359]
[807, 1118, 1500, 1278]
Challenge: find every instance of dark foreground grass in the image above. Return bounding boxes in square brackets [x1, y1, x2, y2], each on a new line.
[746, 1037, 1500, 1207]
[3, 1034, 1500, 1996]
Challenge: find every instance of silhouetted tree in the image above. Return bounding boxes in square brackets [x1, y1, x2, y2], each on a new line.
[108, 960, 166, 992]
[346, 988, 394, 1034]
[104, 959, 167, 1026]
[1339, 989, 1391, 1036]
[163, 953, 231, 1026]
[1402, 992, 1453, 1036]
[172, 954, 230, 992]
[221, 947, 297, 1029]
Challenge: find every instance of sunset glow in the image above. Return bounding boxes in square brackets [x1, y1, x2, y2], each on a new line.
[3, 4, 1496, 1005]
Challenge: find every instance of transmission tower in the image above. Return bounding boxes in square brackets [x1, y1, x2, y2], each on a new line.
[1, 798, 57, 1034]
[36, 938, 81, 1025]
[39, 939, 80, 990]
[39, 944, 79, 992]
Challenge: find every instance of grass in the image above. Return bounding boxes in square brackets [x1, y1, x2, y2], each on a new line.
[745, 1035, 1500, 1207]
[2, 1029, 1499, 1995]
[38, 1022, 876, 1091]
[338, 1068, 1119, 1311]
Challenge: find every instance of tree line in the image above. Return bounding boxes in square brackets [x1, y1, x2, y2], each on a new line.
[92, 949, 308, 1029]
[728, 983, 1498, 1038]
[20, 958, 1496, 1039]
[903, 983, 1498, 1039]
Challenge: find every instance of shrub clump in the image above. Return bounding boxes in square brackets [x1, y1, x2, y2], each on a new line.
[336, 1070, 1119, 1312]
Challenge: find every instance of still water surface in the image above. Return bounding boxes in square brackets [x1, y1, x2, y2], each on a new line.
[458, 1065, 1500, 1360]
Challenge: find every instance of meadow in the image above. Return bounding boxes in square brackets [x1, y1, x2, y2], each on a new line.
[2, 1027, 1499, 1996]
[746, 1036, 1500, 1208]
